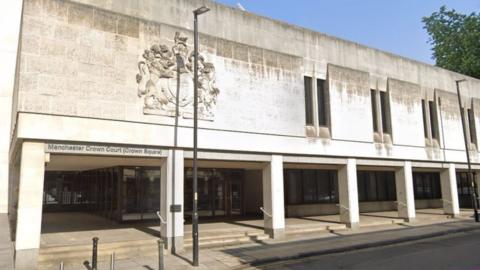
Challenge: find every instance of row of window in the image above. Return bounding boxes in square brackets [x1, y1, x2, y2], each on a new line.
[284, 169, 442, 205]
[303, 76, 477, 146]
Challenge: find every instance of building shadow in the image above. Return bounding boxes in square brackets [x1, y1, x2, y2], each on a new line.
[415, 211, 446, 216]
[295, 216, 343, 224]
[359, 213, 398, 219]
[173, 252, 193, 265]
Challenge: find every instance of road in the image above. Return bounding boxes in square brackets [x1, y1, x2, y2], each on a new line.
[259, 230, 480, 270]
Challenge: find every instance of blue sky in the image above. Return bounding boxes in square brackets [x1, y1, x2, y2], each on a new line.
[213, 0, 480, 65]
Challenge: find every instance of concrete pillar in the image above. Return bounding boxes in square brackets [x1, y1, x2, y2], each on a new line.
[14, 142, 46, 270]
[160, 149, 184, 251]
[262, 155, 285, 239]
[440, 164, 460, 217]
[395, 161, 416, 222]
[475, 172, 480, 200]
[8, 159, 20, 227]
[0, 0, 23, 214]
[338, 158, 359, 228]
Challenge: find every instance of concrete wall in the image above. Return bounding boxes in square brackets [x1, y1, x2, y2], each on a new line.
[11, 0, 480, 166]
[415, 199, 443, 209]
[0, 0, 23, 213]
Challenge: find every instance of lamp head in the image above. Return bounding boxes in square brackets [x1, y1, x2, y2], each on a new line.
[456, 79, 467, 83]
[194, 6, 210, 15]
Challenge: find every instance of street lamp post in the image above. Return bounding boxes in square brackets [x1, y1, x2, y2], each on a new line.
[456, 79, 479, 222]
[192, 6, 210, 267]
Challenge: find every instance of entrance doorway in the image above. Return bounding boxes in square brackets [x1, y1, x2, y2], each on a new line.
[43, 166, 160, 222]
[184, 168, 244, 219]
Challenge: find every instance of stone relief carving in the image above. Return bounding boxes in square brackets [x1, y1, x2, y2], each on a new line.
[136, 32, 220, 120]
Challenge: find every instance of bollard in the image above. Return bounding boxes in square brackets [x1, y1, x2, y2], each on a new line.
[92, 237, 99, 270]
[110, 252, 115, 270]
[59, 261, 64, 270]
[158, 238, 165, 270]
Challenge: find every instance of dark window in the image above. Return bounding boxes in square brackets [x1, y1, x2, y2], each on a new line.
[286, 170, 302, 204]
[456, 172, 472, 196]
[468, 109, 477, 146]
[357, 171, 396, 202]
[380, 91, 391, 134]
[421, 99, 428, 138]
[317, 79, 327, 126]
[304, 76, 313, 125]
[284, 169, 338, 205]
[413, 172, 441, 199]
[371, 90, 379, 132]
[429, 101, 439, 139]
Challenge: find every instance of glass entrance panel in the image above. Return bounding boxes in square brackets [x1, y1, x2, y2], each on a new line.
[198, 173, 213, 217]
[213, 177, 225, 216]
[230, 180, 242, 216]
[184, 168, 244, 219]
[141, 169, 160, 218]
[123, 168, 140, 214]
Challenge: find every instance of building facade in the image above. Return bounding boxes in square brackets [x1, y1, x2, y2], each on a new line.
[2, 0, 480, 268]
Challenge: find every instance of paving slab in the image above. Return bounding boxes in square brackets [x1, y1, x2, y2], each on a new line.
[0, 214, 14, 270]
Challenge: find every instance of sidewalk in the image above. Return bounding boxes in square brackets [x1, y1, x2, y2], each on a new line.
[0, 214, 14, 270]
[86, 217, 480, 270]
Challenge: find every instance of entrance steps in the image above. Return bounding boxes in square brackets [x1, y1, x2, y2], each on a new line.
[39, 231, 269, 269]
[286, 224, 347, 235]
[38, 239, 159, 269]
[184, 230, 269, 248]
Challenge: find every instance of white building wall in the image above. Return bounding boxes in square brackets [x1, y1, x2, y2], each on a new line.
[0, 0, 23, 213]
[388, 79, 425, 147]
[328, 64, 373, 142]
[11, 0, 480, 167]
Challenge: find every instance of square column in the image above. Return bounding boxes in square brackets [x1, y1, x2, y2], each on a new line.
[475, 172, 480, 202]
[440, 163, 460, 217]
[395, 161, 416, 222]
[160, 149, 184, 251]
[14, 142, 45, 270]
[262, 155, 285, 239]
[338, 158, 359, 228]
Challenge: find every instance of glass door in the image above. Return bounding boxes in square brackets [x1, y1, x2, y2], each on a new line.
[229, 179, 242, 216]
[213, 176, 226, 217]
[141, 169, 160, 219]
[122, 168, 141, 220]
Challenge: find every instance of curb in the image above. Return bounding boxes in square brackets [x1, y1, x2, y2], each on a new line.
[234, 221, 480, 269]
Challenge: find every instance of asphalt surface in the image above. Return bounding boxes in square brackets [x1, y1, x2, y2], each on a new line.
[259, 230, 480, 270]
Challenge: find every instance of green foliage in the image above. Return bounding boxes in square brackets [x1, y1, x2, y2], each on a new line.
[423, 6, 480, 79]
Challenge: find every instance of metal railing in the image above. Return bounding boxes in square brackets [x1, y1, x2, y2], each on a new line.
[260, 207, 272, 218]
[156, 211, 167, 224]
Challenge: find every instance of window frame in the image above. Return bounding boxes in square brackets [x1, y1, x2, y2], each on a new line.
[304, 76, 314, 126]
[284, 169, 339, 205]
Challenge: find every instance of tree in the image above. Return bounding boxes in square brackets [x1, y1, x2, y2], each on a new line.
[423, 6, 480, 79]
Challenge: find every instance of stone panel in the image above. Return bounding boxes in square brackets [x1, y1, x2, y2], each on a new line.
[388, 78, 424, 147]
[216, 38, 233, 59]
[328, 64, 372, 142]
[68, 4, 93, 27]
[93, 9, 117, 33]
[248, 46, 263, 66]
[232, 42, 248, 62]
[117, 14, 139, 38]
[436, 89, 464, 150]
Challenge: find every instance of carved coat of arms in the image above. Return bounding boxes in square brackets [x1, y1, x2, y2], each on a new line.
[136, 32, 220, 119]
